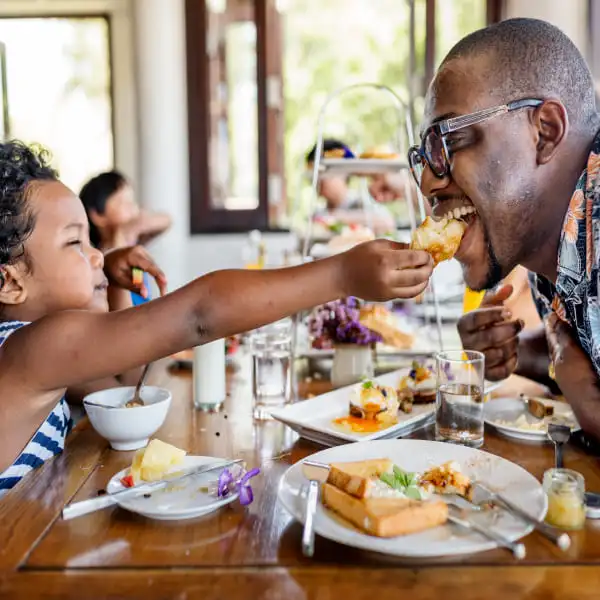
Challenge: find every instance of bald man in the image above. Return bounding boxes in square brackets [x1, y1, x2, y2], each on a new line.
[410, 18, 600, 440]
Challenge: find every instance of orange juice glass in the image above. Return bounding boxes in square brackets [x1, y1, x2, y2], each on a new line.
[463, 287, 486, 313]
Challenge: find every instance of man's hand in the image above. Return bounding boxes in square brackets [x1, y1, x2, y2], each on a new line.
[457, 284, 524, 380]
[545, 312, 597, 395]
[104, 246, 168, 298]
[545, 312, 600, 439]
[338, 239, 434, 301]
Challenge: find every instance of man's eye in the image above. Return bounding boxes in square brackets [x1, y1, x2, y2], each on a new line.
[444, 134, 464, 148]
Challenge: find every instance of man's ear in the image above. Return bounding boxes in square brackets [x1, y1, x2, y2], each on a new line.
[533, 99, 569, 165]
[0, 265, 28, 306]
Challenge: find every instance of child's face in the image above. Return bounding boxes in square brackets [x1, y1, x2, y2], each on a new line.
[103, 184, 140, 227]
[16, 181, 108, 316]
[317, 177, 348, 209]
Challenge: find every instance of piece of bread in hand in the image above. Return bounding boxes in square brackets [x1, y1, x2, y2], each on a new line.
[410, 216, 466, 265]
[322, 483, 448, 537]
[327, 459, 394, 499]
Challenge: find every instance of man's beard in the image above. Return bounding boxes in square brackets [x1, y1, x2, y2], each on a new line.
[475, 223, 503, 291]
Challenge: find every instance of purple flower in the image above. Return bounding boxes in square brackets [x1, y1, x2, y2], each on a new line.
[308, 297, 381, 347]
[216, 466, 261, 506]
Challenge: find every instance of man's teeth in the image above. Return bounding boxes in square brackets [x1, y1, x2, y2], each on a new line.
[444, 206, 476, 220]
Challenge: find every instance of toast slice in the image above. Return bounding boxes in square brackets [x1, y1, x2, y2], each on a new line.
[322, 483, 448, 537]
[327, 459, 393, 499]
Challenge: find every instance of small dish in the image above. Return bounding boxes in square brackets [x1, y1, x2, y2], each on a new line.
[83, 386, 172, 451]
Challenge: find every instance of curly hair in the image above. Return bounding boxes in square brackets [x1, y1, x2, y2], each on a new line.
[79, 170, 128, 247]
[0, 140, 57, 267]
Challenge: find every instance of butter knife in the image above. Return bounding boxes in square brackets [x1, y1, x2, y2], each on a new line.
[301, 460, 329, 557]
[471, 481, 571, 550]
[62, 458, 243, 521]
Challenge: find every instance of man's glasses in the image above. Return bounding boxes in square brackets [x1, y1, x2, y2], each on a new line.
[407, 98, 544, 186]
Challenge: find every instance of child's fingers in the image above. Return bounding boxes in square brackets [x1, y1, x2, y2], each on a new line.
[127, 249, 168, 296]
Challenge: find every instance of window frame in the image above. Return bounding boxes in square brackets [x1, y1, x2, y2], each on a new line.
[186, 0, 503, 234]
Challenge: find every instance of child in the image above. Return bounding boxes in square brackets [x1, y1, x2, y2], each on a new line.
[65, 245, 167, 404]
[0, 141, 433, 495]
[79, 170, 171, 305]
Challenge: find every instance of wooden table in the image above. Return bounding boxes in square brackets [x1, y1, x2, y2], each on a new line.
[2, 358, 600, 600]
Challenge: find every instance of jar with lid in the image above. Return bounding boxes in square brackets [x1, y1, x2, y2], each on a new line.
[543, 468, 586, 530]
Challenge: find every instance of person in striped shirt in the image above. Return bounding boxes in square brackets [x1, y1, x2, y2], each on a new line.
[0, 140, 433, 495]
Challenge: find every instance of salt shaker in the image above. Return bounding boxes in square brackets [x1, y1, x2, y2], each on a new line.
[193, 339, 226, 412]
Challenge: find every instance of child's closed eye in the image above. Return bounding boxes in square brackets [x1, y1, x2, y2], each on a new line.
[66, 239, 83, 246]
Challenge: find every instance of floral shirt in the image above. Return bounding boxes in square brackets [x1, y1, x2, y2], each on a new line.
[530, 131, 600, 377]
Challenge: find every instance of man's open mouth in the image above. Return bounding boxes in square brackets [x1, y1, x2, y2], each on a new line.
[432, 198, 477, 223]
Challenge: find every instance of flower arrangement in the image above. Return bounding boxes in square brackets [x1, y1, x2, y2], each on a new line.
[309, 297, 382, 348]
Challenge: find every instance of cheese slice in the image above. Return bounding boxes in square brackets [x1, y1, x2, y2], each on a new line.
[130, 439, 186, 483]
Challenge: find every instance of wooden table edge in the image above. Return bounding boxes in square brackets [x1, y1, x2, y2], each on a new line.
[4, 564, 600, 600]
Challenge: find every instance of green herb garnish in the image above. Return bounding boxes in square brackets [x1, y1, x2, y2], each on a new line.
[361, 380, 374, 390]
[380, 465, 422, 499]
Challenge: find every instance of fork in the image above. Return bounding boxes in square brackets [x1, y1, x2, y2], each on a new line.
[446, 505, 526, 559]
[470, 481, 571, 550]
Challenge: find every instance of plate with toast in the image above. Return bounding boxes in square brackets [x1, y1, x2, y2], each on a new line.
[278, 439, 546, 557]
[272, 369, 502, 446]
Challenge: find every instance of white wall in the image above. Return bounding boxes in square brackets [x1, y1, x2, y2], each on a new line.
[504, 0, 589, 56]
[132, 0, 190, 290]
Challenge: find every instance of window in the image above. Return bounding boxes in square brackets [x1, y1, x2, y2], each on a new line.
[186, 0, 491, 233]
[0, 17, 114, 192]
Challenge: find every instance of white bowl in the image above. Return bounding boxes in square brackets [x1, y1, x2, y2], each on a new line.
[83, 386, 172, 451]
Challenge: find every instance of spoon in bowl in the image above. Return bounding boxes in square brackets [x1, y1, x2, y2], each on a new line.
[125, 364, 151, 408]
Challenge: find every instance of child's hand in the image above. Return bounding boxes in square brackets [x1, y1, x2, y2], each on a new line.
[103, 246, 168, 298]
[339, 239, 434, 301]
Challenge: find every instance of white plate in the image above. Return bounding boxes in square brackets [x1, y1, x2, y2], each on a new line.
[318, 158, 408, 176]
[271, 369, 502, 445]
[106, 456, 238, 520]
[484, 397, 581, 441]
[278, 439, 545, 557]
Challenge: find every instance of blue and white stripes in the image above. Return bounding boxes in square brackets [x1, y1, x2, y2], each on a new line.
[0, 321, 72, 496]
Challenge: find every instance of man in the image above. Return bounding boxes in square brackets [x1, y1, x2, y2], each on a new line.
[408, 18, 600, 439]
[306, 139, 396, 234]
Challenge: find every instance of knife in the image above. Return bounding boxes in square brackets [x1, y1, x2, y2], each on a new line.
[301, 460, 329, 557]
[470, 481, 571, 551]
[62, 458, 243, 521]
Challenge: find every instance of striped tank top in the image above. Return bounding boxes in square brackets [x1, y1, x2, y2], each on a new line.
[0, 321, 72, 497]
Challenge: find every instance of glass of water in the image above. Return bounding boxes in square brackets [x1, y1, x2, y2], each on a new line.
[435, 350, 485, 447]
[251, 319, 292, 420]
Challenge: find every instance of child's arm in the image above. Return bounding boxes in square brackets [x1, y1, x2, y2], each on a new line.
[135, 210, 172, 245]
[4, 241, 432, 397]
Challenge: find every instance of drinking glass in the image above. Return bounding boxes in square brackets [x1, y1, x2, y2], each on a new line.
[435, 350, 485, 447]
[251, 319, 292, 420]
